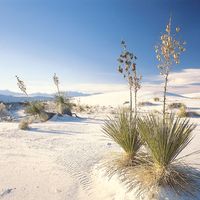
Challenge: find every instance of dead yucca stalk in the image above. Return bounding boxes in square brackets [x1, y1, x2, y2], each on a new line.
[16, 76, 47, 120]
[16, 75, 28, 96]
[155, 17, 186, 122]
[53, 73, 61, 96]
[117, 41, 142, 121]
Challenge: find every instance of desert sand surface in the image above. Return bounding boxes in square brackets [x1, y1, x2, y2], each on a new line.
[0, 90, 200, 200]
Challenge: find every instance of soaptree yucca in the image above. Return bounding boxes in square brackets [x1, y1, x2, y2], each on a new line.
[16, 76, 47, 121]
[25, 101, 44, 116]
[136, 114, 200, 197]
[131, 17, 200, 198]
[102, 109, 142, 161]
[138, 114, 195, 168]
[101, 42, 142, 177]
[53, 73, 72, 115]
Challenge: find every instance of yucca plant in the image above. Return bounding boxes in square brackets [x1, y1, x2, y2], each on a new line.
[16, 76, 48, 121]
[100, 42, 142, 178]
[19, 119, 30, 130]
[126, 17, 200, 198]
[102, 109, 142, 161]
[25, 101, 44, 116]
[177, 106, 188, 118]
[53, 73, 72, 115]
[138, 114, 195, 167]
[136, 114, 200, 197]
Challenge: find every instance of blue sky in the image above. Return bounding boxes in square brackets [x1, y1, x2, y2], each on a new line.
[0, 0, 199, 93]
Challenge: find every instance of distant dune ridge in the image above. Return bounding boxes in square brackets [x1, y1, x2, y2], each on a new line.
[0, 90, 94, 103]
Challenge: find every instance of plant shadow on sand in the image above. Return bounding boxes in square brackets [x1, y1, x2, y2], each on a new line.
[29, 127, 84, 135]
[27, 114, 104, 135]
[49, 114, 104, 124]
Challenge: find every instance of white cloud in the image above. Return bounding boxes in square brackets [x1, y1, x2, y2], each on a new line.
[1, 68, 199, 95]
[168, 68, 200, 86]
[67, 83, 127, 93]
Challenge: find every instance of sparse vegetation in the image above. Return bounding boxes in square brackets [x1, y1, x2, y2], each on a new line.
[137, 114, 198, 197]
[117, 40, 142, 120]
[0, 103, 7, 116]
[155, 17, 186, 121]
[102, 109, 141, 161]
[128, 17, 199, 198]
[177, 105, 188, 118]
[1, 12, 198, 200]
[53, 73, 72, 116]
[168, 102, 186, 109]
[138, 101, 154, 106]
[0, 102, 6, 112]
[102, 41, 142, 167]
[153, 97, 160, 102]
[19, 119, 30, 130]
[16, 76, 50, 122]
[25, 101, 44, 116]
[100, 17, 200, 199]
[0, 103, 11, 121]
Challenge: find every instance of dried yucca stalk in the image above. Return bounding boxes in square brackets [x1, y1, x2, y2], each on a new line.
[16, 75, 28, 96]
[155, 17, 186, 121]
[15, 76, 46, 120]
[117, 41, 142, 121]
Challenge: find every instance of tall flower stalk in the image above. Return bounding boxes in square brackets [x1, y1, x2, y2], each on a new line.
[155, 17, 186, 122]
[53, 73, 72, 115]
[53, 73, 61, 96]
[117, 41, 142, 121]
[16, 75, 28, 97]
[15, 75, 47, 120]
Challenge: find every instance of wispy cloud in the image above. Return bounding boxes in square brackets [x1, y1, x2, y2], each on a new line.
[168, 68, 200, 86]
[1, 68, 199, 95]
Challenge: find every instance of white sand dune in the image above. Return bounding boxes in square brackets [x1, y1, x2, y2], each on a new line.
[0, 91, 200, 199]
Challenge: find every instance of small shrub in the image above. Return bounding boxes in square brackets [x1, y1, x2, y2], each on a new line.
[0, 103, 11, 121]
[153, 97, 160, 102]
[0, 103, 7, 116]
[177, 106, 188, 118]
[138, 101, 154, 106]
[19, 119, 30, 130]
[25, 101, 44, 116]
[168, 102, 186, 109]
[55, 95, 72, 115]
[53, 74, 72, 116]
[39, 111, 50, 122]
[152, 109, 161, 115]
[77, 105, 85, 112]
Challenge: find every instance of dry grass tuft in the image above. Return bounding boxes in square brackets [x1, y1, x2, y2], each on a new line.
[168, 102, 186, 109]
[19, 119, 30, 130]
[153, 97, 160, 102]
[177, 106, 188, 118]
